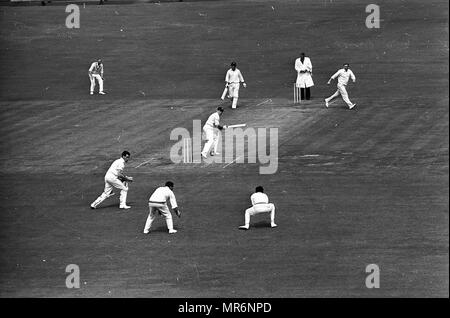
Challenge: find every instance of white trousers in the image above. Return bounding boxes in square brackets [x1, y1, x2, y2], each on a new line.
[228, 83, 240, 98]
[89, 74, 104, 93]
[144, 202, 174, 232]
[91, 173, 128, 208]
[229, 83, 240, 108]
[202, 127, 220, 155]
[326, 83, 353, 107]
[243, 203, 276, 226]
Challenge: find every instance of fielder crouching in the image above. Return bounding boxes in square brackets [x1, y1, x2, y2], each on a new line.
[144, 181, 181, 234]
[239, 186, 277, 230]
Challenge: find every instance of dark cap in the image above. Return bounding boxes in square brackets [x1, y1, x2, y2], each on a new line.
[165, 181, 174, 188]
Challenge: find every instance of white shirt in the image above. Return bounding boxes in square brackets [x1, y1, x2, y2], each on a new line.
[149, 186, 178, 208]
[106, 158, 125, 178]
[89, 62, 103, 76]
[295, 57, 312, 73]
[204, 112, 220, 129]
[225, 68, 245, 84]
[331, 68, 356, 85]
[250, 192, 269, 205]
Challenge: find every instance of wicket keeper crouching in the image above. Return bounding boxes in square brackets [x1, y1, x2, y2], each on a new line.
[90, 151, 132, 210]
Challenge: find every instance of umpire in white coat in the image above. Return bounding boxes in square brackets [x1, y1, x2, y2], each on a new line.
[295, 52, 314, 100]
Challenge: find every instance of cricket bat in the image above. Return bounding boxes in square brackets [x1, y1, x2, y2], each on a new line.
[221, 86, 228, 100]
[227, 124, 247, 128]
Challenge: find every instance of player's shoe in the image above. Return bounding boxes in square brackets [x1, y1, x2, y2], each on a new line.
[90, 204, 96, 209]
[271, 223, 278, 228]
[349, 103, 356, 109]
[325, 99, 329, 108]
[168, 229, 177, 234]
[210, 151, 220, 156]
[99, 91, 106, 95]
[239, 225, 249, 230]
[143, 230, 149, 234]
[119, 204, 131, 209]
[90, 92, 94, 95]
[201, 152, 207, 159]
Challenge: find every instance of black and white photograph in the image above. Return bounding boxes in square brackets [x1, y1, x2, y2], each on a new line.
[0, 0, 448, 303]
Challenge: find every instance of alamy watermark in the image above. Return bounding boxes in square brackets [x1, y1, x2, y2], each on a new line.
[65, 264, 80, 288]
[365, 264, 380, 288]
[170, 120, 278, 175]
[65, 4, 80, 29]
[366, 4, 381, 29]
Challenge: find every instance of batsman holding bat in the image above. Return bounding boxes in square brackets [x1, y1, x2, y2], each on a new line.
[88, 59, 105, 95]
[90, 151, 133, 210]
[201, 106, 227, 159]
[143, 181, 181, 234]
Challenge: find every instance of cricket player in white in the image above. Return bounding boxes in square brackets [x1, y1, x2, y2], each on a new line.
[239, 186, 277, 230]
[143, 181, 181, 234]
[295, 52, 314, 100]
[90, 151, 132, 210]
[325, 63, 356, 109]
[201, 106, 227, 159]
[88, 59, 105, 95]
[223, 61, 246, 109]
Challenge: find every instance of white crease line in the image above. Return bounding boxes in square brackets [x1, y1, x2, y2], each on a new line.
[255, 99, 272, 107]
[135, 159, 153, 168]
[222, 156, 242, 168]
[299, 154, 320, 158]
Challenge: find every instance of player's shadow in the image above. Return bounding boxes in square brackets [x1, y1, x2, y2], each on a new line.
[249, 221, 273, 229]
[151, 225, 171, 233]
[91, 201, 136, 210]
[91, 203, 118, 209]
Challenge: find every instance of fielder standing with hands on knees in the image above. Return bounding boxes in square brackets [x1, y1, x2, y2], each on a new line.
[222, 61, 246, 109]
[88, 58, 105, 95]
[325, 63, 357, 109]
[201, 106, 227, 159]
[143, 181, 181, 234]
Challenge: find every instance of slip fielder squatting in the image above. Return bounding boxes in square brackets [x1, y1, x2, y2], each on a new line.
[239, 186, 277, 230]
